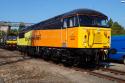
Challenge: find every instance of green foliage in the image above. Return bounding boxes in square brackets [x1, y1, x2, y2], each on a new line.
[0, 31, 6, 38]
[108, 18, 125, 35]
[108, 18, 113, 27]
[18, 22, 25, 31]
[8, 29, 18, 36]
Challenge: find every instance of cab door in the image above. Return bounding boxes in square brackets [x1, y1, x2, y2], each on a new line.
[61, 18, 68, 47]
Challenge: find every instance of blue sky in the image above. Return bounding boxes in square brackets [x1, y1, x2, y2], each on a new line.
[0, 0, 125, 27]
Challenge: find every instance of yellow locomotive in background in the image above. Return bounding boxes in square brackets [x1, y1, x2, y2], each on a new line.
[17, 9, 111, 65]
[5, 35, 17, 50]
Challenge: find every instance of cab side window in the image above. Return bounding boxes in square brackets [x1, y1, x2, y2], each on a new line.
[63, 18, 68, 28]
[69, 17, 74, 27]
[63, 16, 78, 28]
[19, 32, 24, 38]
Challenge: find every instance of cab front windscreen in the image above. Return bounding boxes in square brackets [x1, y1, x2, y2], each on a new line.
[78, 15, 109, 28]
[7, 36, 17, 40]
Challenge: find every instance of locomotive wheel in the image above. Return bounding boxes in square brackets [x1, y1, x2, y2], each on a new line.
[73, 57, 79, 66]
[63, 58, 73, 67]
[42, 49, 50, 61]
[61, 50, 73, 67]
[52, 50, 62, 64]
[64, 57, 74, 67]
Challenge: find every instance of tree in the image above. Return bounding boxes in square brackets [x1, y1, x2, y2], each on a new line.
[8, 29, 18, 36]
[112, 22, 124, 30]
[18, 22, 25, 31]
[108, 18, 125, 35]
[108, 18, 113, 27]
[0, 31, 6, 38]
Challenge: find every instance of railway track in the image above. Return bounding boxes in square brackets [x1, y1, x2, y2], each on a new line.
[90, 70, 125, 83]
[100, 68, 125, 75]
[73, 67, 125, 83]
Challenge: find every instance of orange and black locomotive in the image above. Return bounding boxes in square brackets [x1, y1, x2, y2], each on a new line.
[17, 9, 111, 65]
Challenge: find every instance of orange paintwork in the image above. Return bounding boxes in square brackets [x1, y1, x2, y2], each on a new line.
[67, 27, 78, 48]
[32, 28, 78, 48]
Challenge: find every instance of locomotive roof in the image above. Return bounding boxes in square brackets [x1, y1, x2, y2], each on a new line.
[61, 9, 107, 18]
[22, 8, 108, 32]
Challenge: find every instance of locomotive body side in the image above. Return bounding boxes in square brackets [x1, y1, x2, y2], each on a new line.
[32, 28, 78, 48]
[31, 27, 111, 49]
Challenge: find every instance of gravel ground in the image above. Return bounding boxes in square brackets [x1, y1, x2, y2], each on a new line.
[0, 49, 117, 83]
[109, 63, 125, 72]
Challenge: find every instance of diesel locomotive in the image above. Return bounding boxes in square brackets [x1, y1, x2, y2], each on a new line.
[5, 35, 17, 50]
[17, 9, 111, 65]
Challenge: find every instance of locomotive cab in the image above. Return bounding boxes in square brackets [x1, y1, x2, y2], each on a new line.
[61, 14, 111, 48]
[61, 9, 111, 63]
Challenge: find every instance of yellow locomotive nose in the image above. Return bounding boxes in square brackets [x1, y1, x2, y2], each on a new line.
[78, 27, 111, 48]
